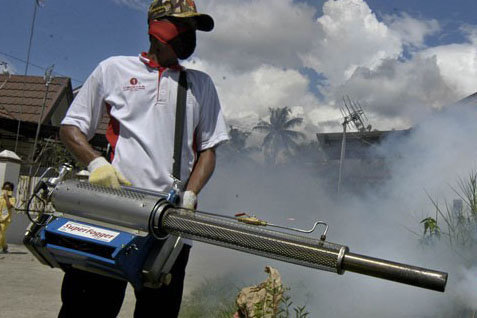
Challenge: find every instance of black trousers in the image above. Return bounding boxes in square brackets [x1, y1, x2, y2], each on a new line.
[58, 245, 190, 318]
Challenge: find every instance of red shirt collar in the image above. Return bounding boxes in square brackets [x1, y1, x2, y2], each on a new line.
[139, 52, 183, 71]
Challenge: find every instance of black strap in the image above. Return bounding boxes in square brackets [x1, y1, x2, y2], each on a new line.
[172, 71, 188, 180]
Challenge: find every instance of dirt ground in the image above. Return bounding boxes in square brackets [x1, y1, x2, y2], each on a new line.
[0, 214, 205, 318]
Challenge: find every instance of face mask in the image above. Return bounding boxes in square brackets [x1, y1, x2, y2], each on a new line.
[2, 190, 12, 196]
[149, 20, 197, 60]
[168, 30, 196, 60]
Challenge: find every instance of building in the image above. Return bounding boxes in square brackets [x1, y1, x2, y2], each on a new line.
[316, 129, 411, 188]
[0, 74, 109, 168]
[316, 91, 477, 190]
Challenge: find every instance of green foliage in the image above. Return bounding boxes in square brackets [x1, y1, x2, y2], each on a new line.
[227, 126, 251, 153]
[179, 276, 238, 318]
[218, 126, 259, 164]
[420, 217, 441, 238]
[293, 305, 309, 318]
[235, 286, 310, 318]
[29, 138, 86, 174]
[278, 295, 292, 318]
[420, 171, 477, 248]
[179, 276, 312, 318]
[248, 288, 310, 318]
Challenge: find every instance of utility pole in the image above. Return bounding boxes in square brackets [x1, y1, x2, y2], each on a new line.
[337, 97, 371, 196]
[15, 0, 46, 152]
[29, 64, 54, 169]
[337, 117, 349, 196]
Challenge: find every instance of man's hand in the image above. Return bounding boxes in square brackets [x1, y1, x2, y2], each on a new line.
[88, 157, 132, 188]
[182, 190, 197, 210]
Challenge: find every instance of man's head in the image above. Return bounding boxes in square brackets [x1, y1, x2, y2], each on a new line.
[147, 0, 213, 62]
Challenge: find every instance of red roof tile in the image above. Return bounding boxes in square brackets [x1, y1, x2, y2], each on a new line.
[0, 74, 72, 124]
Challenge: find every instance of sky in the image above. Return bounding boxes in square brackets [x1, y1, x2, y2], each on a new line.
[1, 0, 477, 136]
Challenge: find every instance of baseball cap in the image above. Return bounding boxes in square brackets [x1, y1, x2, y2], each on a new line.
[148, 0, 214, 32]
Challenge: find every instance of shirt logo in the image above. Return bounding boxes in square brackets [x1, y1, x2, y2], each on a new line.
[123, 77, 146, 91]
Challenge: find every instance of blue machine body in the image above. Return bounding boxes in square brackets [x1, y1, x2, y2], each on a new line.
[25, 216, 157, 289]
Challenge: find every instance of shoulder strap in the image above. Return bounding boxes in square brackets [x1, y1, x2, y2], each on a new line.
[172, 70, 188, 180]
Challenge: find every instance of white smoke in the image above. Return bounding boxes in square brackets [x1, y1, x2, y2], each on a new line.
[184, 103, 477, 317]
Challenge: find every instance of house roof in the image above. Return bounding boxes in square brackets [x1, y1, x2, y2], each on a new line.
[455, 91, 477, 106]
[0, 74, 73, 125]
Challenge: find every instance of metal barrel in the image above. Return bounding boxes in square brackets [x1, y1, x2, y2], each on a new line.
[158, 209, 448, 292]
[157, 209, 348, 273]
[52, 180, 160, 232]
[343, 253, 447, 292]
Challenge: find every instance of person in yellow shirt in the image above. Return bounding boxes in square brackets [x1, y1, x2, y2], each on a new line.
[0, 181, 16, 253]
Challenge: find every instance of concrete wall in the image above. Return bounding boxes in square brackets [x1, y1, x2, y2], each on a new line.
[5, 213, 30, 244]
[0, 158, 21, 189]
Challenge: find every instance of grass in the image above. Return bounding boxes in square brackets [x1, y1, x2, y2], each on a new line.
[179, 272, 310, 318]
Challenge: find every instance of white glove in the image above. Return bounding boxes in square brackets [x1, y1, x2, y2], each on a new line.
[87, 157, 131, 189]
[182, 190, 197, 210]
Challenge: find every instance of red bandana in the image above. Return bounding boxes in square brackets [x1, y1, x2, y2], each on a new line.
[148, 20, 190, 44]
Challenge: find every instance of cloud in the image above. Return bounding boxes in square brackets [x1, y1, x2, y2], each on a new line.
[183, 58, 320, 132]
[301, 0, 403, 86]
[192, 0, 414, 133]
[196, 0, 319, 71]
[195, 0, 476, 134]
[385, 13, 440, 49]
[419, 41, 477, 98]
[333, 56, 459, 129]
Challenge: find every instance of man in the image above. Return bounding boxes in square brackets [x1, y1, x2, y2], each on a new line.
[0, 181, 15, 253]
[58, 1, 229, 317]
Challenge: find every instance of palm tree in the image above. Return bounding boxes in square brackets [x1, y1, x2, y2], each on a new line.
[253, 107, 305, 165]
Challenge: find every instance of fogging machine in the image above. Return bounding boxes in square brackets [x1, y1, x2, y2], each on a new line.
[24, 164, 448, 292]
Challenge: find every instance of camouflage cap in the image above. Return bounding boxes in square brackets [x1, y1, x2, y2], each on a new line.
[148, 0, 214, 32]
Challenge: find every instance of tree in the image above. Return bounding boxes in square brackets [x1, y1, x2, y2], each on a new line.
[221, 126, 251, 154]
[218, 126, 259, 164]
[253, 107, 305, 165]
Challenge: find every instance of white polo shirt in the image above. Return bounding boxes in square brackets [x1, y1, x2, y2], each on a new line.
[62, 54, 229, 192]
